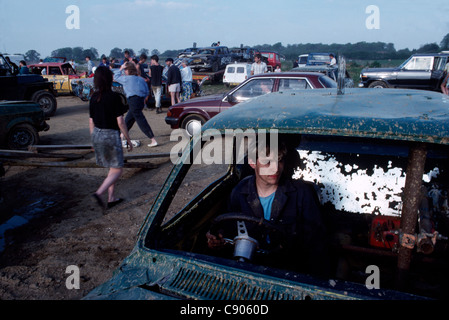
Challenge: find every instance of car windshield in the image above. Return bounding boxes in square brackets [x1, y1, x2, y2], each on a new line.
[231, 78, 274, 101]
[198, 49, 215, 55]
[146, 132, 449, 299]
[307, 54, 330, 64]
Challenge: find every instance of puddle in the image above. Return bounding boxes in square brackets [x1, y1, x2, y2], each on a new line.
[0, 192, 63, 253]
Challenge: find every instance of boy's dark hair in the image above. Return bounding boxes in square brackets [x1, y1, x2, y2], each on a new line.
[150, 55, 159, 62]
[254, 53, 262, 59]
[140, 53, 147, 60]
[19, 60, 27, 66]
[165, 58, 174, 63]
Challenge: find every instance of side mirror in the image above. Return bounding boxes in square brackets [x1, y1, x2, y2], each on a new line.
[227, 94, 237, 103]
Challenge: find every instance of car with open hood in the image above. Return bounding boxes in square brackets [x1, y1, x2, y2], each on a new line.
[84, 87, 449, 301]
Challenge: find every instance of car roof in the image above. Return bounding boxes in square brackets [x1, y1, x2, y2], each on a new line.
[202, 88, 449, 145]
[411, 53, 449, 57]
[248, 72, 323, 79]
[29, 62, 70, 67]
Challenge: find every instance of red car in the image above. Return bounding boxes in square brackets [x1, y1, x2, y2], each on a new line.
[165, 72, 337, 136]
[260, 51, 282, 70]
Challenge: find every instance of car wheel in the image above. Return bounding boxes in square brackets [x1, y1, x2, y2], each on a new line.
[31, 90, 57, 117]
[181, 115, 206, 137]
[7, 123, 39, 150]
[212, 62, 219, 72]
[368, 81, 389, 89]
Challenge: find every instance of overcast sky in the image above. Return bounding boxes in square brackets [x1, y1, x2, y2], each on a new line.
[1, 0, 448, 58]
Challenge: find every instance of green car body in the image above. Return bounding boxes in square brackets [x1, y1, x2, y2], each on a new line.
[0, 100, 49, 149]
[85, 89, 449, 300]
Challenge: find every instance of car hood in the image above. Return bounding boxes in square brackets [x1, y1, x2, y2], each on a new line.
[171, 93, 225, 108]
[190, 54, 212, 60]
[361, 67, 399, 74]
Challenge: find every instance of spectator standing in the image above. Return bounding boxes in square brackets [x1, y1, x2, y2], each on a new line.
[165, 58, 182, 106]
[86, 56, 95, 76]
[18, 60, 30, 75]
[69, 59, 77, 72]
[180, 59, 193, 102]
[98, 57, 110, 68]
[328, 54, 337, 67]
[251, 53, 267, 76]
[89, 66, 132, 211]
[149, 54, 164, 113]
[121, 50, 131, 65]
[113, 62, 158, 148]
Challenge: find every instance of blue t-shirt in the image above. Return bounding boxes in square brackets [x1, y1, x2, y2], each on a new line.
[259, 192, 275, 221]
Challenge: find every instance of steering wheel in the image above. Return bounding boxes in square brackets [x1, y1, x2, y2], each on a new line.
[210, 213, 286, 261]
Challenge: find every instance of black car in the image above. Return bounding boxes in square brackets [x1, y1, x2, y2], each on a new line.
[359, 53, 449, 91]
[0, 100, 49, 149]
[0, 54, 58, 117]
[187, 46, 233, 72]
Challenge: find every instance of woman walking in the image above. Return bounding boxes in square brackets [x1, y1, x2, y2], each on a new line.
[90, 66, 133, 211]
[180, 59, 193, 102]
[114, 62, 158, 147]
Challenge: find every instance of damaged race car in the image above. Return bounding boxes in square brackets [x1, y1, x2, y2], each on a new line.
[84, 87, 449, 301]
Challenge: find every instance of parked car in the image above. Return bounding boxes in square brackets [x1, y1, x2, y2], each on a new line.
[223, 62, 252, 87]
[306, 53, 335, 66]
[84, 88, 449, 300]
[28, 61, 87, 95]
[230, 47, 260, 63]
[260, 51, 281, 70]
[165, 72, 337, 136]
[358, 53, 449, 91]
[0, 100, 49, 149]
[297, 54, 309, 67]
[188, 46, 234, 72]
[0, 54, 58, 117]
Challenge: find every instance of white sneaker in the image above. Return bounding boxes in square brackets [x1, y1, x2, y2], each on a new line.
[122, 140, 141, 148]
[147, 141, 158, 148]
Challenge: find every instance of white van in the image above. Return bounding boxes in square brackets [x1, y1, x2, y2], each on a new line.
[223, 62, 252, 87]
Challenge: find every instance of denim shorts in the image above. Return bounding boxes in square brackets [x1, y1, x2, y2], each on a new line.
[91, 127, 124, 168]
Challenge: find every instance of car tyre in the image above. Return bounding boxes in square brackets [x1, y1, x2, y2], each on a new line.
[181, 114, 206, 137]
[31, 90, 57, 117]
[7, 123, 39, 150]
[368, 81, 389, 89]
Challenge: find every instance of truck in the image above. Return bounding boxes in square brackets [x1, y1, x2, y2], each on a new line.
[358, 53, 449, 91]
[0, 54, 58, 117]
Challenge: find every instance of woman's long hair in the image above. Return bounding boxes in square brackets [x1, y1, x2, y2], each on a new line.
[93, 66, 113, 102]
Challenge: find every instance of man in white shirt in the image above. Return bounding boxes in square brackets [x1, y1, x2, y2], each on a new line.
[251, 54, 268, 76]
[328, 54, 337, 67]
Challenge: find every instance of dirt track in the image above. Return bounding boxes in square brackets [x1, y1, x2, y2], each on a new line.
[0, 92, 222, 300]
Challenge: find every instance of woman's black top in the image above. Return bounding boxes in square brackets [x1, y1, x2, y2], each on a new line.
[89, 91, 127, 131]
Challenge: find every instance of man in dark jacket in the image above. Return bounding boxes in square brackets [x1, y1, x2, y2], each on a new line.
[207, 139, 329, 276]
[165, 58, 182, 106]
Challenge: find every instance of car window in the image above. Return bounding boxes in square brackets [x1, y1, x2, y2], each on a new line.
[49, 67, 62, 75]
[232, 78, 275, 101]
[279, 78, 310, 90]
[236, 67, 245, 73]
[227, 67, 235, 73]
[162, 139, 230, 226]
[403, 57, 432, 70]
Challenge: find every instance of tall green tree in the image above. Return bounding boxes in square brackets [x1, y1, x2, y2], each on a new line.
[109, 47, 123, 59]
[24, 50, 40, 63]
[440, 33, 449, 51]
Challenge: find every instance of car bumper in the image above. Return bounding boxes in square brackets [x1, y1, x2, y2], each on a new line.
[165, 116, 180, 128]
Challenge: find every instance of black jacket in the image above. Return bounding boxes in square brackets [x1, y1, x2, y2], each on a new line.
[166, 64, 182, 86]
[227, 175, 329, 275]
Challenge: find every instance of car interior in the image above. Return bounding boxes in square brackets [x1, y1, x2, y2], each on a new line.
[145, 133, 449, 299]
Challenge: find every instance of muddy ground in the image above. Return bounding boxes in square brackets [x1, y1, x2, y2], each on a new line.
[0, 87, 226, 300]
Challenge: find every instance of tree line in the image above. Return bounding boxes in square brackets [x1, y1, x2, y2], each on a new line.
[23, 33, 449, 63]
